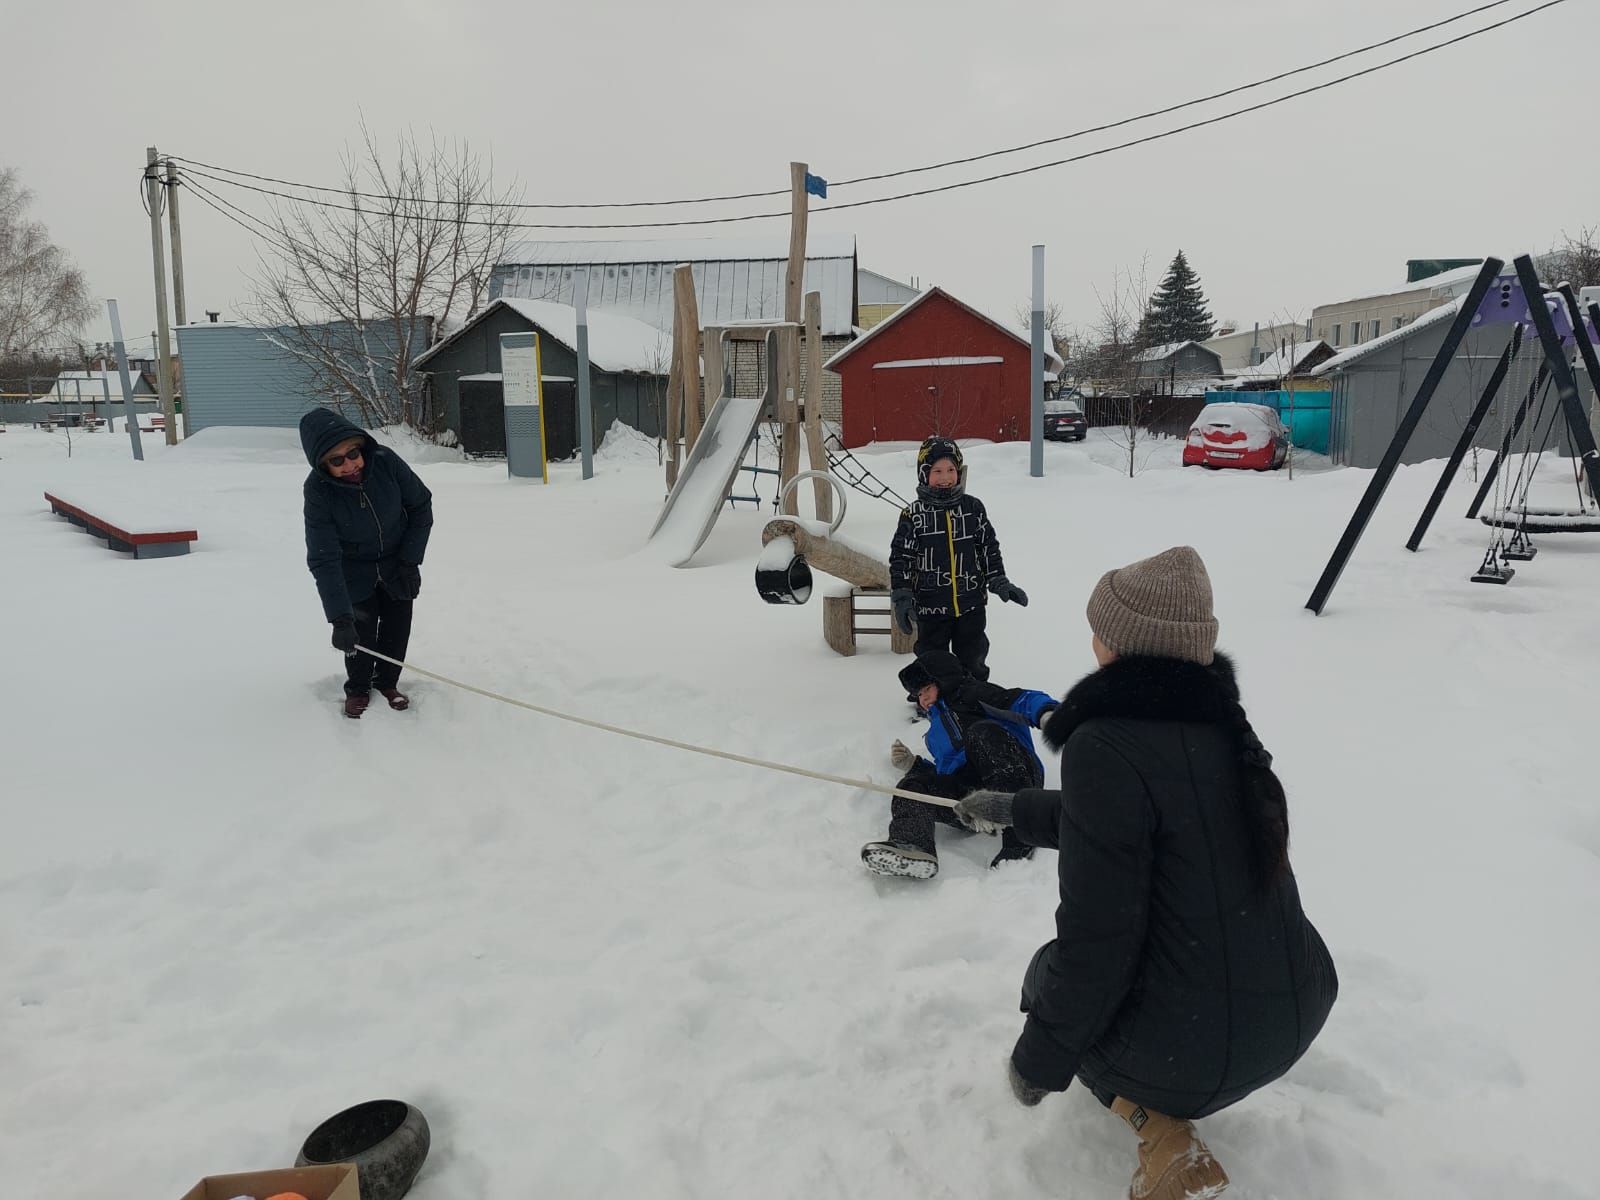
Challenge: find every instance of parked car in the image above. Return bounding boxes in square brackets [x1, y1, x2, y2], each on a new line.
[1183, 402, 1289, 470]
[1043, 398, 1088, 441]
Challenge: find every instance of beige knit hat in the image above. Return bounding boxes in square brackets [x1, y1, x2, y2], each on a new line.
[1086, 546, 1218, 665]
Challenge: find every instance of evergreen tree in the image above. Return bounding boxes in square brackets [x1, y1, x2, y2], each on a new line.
[1139, 251, 1214, 347]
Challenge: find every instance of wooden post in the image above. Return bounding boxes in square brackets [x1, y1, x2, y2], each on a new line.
[777, 326, 801, 515]
[802, 291, 832, 522]
[664, 331, 683, 490]
[786, 163, 808, 325]
[673, 265, 703, 451]
[703, 327, 725, 407]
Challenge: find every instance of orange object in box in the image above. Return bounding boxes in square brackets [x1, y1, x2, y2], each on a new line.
[178, 1164, 358, 1200]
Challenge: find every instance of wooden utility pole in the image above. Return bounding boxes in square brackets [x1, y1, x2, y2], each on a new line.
[145, 147, 179, 445]
[779, 163, 810, 514]
[674, 264, 703, 452]
[165, 160, 187, 327]
[802, 290, 832, 522]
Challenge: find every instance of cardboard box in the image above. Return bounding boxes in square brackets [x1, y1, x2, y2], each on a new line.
[178, 1164, 359, 1200]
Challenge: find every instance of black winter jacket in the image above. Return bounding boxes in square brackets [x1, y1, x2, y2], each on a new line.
[888, 493, 1008, 618]
[300, 408, 434, 622]
[1009, 653, 1337, 1118]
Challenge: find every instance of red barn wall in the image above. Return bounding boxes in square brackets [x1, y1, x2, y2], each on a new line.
[836, 292, 1034, 448]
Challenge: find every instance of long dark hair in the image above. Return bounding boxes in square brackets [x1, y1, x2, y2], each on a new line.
[1229, 701, 1291, 890]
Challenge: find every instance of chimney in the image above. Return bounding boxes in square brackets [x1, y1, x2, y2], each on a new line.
[206, 310, 221, 323]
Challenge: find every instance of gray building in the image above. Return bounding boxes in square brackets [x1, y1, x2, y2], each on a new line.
[1133, 340, 1225, 396]
[412, 297, 670, 457]
[490, 234, 859, 420]
[1309, 297, 1596, 468]
[174, 319, 426, 435]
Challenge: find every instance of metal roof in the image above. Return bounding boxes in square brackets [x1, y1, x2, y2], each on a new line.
[492, 235, 858, 337]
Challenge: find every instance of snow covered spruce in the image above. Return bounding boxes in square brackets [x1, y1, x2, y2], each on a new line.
[870, 545, 1337, 1200]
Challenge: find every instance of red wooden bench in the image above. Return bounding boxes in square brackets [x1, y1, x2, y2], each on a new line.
[44, 491, 198, 559]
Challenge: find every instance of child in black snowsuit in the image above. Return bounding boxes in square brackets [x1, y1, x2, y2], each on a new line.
[860, 649, 1056, 880]
[888, 437, 1027, 682]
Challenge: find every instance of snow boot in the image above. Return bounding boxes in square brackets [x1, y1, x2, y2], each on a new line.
[989, 843, 1036, 869]
[343, 691, 370, 719]
[860, 841, 938, 880]
[1111, 1097, 1229, 1200]
[377, 687, 410, 711]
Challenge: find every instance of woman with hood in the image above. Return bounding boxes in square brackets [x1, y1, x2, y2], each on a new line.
[953, 546, 1337, 1200]
[299, 407, 434, 718]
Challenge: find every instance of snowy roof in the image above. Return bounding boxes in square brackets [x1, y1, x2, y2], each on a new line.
[501, 233, 857, 265]
[1315, 263, 1486, 310]
[413, 298, 670, 375]
[1132, 340, 1204, 363]
[1310, 299, 1464, 375]
[822, 286, 1064, 373]
[1223, 340, 1330, 384]
[36, 370, 152, 402]
[493, 235, 858, 337]
[858, 268, 921, 306]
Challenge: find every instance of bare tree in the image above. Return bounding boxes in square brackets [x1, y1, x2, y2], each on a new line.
[0, 168, 96, 358]
[249, 125, 520, 431]
[1013, 299, 1074, 364]
[1537, 226, 1600, 291]
[1081, 258, 1155, 477]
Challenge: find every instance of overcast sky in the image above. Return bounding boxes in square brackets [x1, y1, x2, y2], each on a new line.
[9, 0, 1597, 358]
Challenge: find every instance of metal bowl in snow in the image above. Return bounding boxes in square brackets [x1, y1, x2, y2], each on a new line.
[756, 536, 814, 604]
[296, 1099, 430, 1200]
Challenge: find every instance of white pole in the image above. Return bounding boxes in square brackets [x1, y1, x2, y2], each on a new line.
[1030, 245, 1045, 478]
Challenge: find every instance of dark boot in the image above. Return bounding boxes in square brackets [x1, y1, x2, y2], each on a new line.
[343, 691, 370, 719]
[377, 687, 409, 711]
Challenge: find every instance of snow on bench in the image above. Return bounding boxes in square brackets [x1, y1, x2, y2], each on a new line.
[44, 486, 198, 559]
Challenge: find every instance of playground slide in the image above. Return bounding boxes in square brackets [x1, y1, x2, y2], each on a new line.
[647, 393, 767, 567]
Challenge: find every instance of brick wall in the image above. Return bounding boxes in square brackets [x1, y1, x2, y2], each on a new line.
[722, 335, 850, 423]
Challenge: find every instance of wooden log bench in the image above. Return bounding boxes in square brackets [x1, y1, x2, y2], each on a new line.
[44, 490, 197, 559]
[823, 587, 916, 657]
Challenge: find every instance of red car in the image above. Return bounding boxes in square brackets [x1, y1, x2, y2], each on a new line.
[1183, 403, 1289, 471]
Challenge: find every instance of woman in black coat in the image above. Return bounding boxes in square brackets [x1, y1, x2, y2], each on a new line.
[299, 407, 434, 719]
[955, 546, 1337, 1200]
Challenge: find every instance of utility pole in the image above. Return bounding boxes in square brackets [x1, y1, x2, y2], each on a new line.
[165, 159, 187, 327]
[1030, 245, 1045, 478]
[574, 269, 595, 480]
[107, 299, 145, 461]
[145, 147, 179, 445]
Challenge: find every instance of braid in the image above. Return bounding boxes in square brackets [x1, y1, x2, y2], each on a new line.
[1229, 700, 1291, 889]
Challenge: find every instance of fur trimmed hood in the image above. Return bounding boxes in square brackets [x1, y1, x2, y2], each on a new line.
[1042, 652, 1272, 768]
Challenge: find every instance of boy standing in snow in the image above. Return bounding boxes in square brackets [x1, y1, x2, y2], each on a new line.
[300, 407, 434, 719]
[860, 649, 1055, 880]
[888, 437, 1026, 682]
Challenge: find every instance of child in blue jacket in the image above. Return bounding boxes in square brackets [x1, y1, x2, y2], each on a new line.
[861, 649, 1056, 880]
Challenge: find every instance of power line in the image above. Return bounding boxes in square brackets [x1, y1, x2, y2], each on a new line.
[177, 0, 1563, 233]
[167, 0, 1526, 214]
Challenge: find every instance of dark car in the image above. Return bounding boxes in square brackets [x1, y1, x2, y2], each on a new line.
[1044, 398, 1088, 442]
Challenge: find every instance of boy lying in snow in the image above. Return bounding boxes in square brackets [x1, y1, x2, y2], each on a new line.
[860, 649, 1056, 880]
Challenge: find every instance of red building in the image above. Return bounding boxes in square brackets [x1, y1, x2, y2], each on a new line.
[824, 287, 1061, 448]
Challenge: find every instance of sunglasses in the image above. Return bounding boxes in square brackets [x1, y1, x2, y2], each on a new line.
[325, 447, 364, 468]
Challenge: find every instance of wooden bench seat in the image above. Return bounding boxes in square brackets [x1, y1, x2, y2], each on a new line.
[44, 491, 197, 559]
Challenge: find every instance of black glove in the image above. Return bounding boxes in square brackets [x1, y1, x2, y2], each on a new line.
[890, 588, 917, 635]
[953, 789, 1016, 834]
[991, 578, 1028, 606]
[1008, 1058, 1049, 1108]
[395, 561, 422, 600]
[330, 616, 359, 655]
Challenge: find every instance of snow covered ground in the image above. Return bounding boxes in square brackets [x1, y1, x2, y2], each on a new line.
[2, 420, 1595, 1198]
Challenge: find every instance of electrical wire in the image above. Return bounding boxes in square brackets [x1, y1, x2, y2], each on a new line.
[169, 0, 1566, 232]
[166, 0, 1528, 212]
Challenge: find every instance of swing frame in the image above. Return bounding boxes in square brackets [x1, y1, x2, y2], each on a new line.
[1306, 255, 1600, 614]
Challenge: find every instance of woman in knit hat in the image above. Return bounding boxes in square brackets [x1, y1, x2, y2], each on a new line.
[953, 546, 1337, 1200]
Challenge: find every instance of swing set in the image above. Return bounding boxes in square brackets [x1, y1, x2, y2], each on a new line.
[1308, 255, 1600, 613]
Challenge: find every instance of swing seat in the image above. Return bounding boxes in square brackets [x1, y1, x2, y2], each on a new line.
[1480, 509, 1600, 533]
[1471, 563, 1515, 584]
[1501, 545, 1537, 561]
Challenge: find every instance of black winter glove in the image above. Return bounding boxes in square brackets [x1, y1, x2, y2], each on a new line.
[330, 616, 359, 655]
[1008, 1058, 1050, 1108]
[953, 789, 1016, 834]
[991, 578, 1029, 606]
[890, 588, 917, 635]
[395, 561, 422, 600]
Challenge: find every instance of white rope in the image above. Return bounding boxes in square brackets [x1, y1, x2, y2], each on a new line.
[355, 645, 962, 810]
